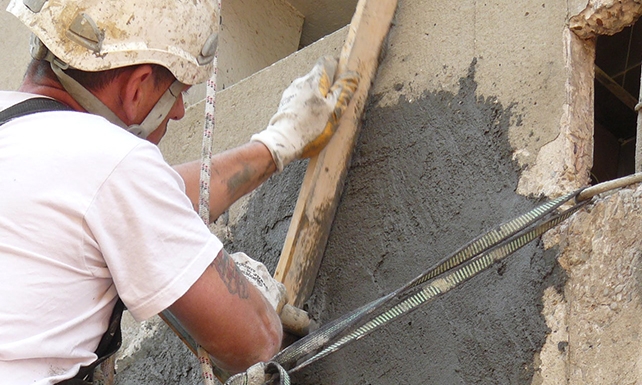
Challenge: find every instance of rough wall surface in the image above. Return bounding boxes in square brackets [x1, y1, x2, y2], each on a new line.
[537, 185, 642, 384]
[517, 28, 594, 199]
[289, 60, 566, 385]
[289, 0, 575, 383]
[268, 0, 635, 383]
[570, 0, 642, 39]
[125, 0, 581, 383]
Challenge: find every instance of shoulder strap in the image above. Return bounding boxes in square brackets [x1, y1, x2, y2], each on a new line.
[0, 97, 73, 126]
[1, 97, 125, 384]
[57, 298, 126, 385]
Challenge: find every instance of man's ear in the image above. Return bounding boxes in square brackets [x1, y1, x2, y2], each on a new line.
[120, 64, 156, 124]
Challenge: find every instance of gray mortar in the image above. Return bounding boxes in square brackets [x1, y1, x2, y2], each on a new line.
[115, 60, 568, 384]
[224, 160, 309, 274]
[289, 59, 567, 384]
[115, 324, 200, 384]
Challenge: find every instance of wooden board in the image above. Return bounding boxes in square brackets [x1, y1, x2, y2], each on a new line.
[274, 0, 398, 308]
[102, 2, 396, 382]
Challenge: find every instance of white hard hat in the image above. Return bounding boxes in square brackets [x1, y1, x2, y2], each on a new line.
[7, 0, 219, 85]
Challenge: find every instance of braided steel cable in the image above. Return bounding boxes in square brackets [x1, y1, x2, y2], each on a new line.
[289, 199, 588, 373]
[272, 189, 583, 369]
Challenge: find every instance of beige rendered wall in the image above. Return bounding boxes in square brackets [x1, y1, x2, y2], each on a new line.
[0, 0, 31, 90]
[217, 0, 304, 89]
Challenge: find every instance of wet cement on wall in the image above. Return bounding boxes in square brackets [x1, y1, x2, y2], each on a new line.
[114, 324, 200, 384]
[223, 160, 308, 273]
[276, 59, 565, 384]
[112, 57, 566, 385]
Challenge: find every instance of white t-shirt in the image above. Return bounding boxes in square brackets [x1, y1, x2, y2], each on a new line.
[0, 91, 223, 384]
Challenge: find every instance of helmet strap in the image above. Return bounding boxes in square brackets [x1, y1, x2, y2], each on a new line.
[48, 59, 184, 139]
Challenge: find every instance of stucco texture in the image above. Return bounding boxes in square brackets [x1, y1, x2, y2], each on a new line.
[3, 0, 636, 383]
[286, 59, 564, 384]
[287, 1, 573, 383]
[119, 0, 582, 383]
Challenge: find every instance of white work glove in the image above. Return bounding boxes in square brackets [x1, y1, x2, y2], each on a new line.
[225, 361, 288, 385]
[230, 252, 287, 313]
[251, 56, 360, 172]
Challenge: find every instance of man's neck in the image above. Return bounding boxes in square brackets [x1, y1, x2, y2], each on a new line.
[18, 76, 85, 112]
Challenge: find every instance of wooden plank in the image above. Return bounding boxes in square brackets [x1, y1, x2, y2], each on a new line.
[595, 65, 637, 111]
[274, 0, 398, 308]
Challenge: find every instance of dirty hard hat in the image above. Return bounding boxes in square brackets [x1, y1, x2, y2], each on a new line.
[7, 0, 220, 85]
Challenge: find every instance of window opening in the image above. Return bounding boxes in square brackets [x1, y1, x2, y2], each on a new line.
[592, 22, 641, 184]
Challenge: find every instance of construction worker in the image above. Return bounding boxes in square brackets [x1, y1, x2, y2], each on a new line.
[0, 0, 359, 384]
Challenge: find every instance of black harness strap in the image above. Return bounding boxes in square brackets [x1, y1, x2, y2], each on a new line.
[1, 98, 125, 384]
[0, 97, 73, 125]
[57, 299, 125, 385]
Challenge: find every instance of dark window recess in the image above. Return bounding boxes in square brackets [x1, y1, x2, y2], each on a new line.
[593, 22, 641, 184]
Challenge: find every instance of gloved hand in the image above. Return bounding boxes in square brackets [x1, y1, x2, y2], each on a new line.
[251, 56, 360, 172]
[230, 252, 288, 313]
[225, 361, 289, 385]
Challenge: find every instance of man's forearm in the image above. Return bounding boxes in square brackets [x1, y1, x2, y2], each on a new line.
[168, 249, 283, 373]
[174, 141, 277, 222]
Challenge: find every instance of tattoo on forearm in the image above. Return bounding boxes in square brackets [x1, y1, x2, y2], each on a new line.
[212, 250, 249, 299]
[226, 164, 253, 195]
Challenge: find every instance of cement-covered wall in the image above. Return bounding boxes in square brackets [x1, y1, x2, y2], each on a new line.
[151, 0, 641, 384]
[291, 60, 561, 384]
[4, 0, 642, 384]
[285, 1, 576, 382]
[147, 0, 595, 383]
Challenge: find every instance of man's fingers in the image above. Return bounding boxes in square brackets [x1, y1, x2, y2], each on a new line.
[300, 71, 360, 159]
[251, 57, 358, 170]
[299, 121, 335, 158]
[328, 71, 360, 128]
[315, 56, 338, 96]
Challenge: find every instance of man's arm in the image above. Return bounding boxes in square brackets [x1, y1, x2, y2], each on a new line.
[174, 56, 359, 223]
[168, 248, 283, 373]
[173, 141, 276, 223]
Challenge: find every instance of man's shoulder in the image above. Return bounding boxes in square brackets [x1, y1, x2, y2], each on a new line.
[0, 90, 106, 130]
[0, 91, 164, 172]
[0, 90, 139, 143]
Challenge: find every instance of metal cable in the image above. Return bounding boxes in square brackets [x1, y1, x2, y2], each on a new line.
[289, 200, 587, 373]
[272, 172, 642, 373]
[272, 190, 581, 369]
